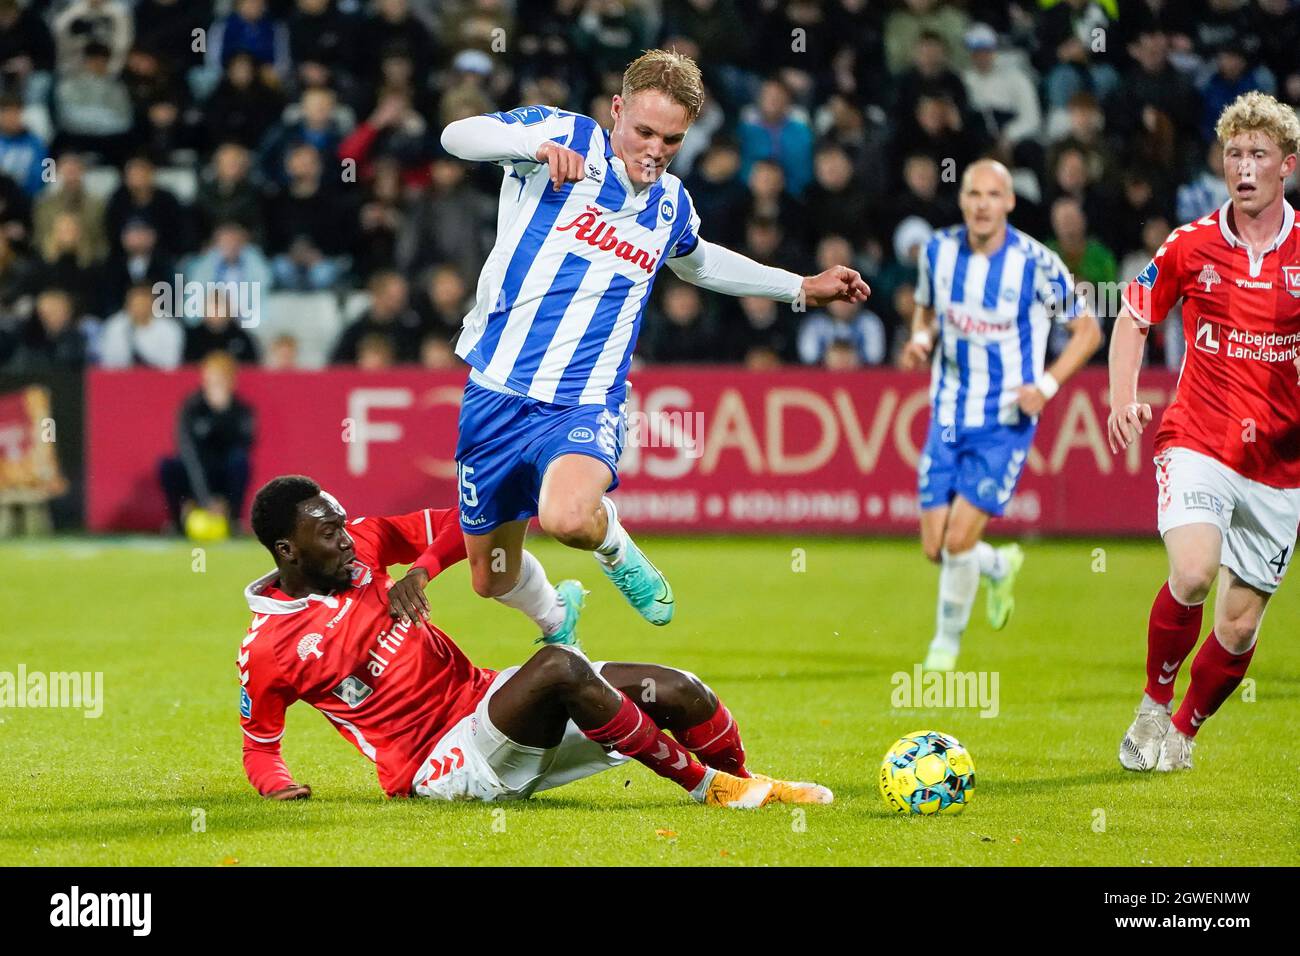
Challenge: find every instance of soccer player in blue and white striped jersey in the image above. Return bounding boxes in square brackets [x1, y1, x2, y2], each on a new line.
[439, 51, 869, 644]
[901, 159, 1101, 670]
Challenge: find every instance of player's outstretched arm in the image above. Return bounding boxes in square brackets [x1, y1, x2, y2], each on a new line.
[666, 239, 869, 306]
[439, 111, 583, 190]
[1106, 306, 1153, 453]
[1017, 308, 1102, 415]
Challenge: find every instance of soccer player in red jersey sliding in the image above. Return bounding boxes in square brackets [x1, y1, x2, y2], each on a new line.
[238, 474, 831, 807]
[1109, 91, 1300, 772]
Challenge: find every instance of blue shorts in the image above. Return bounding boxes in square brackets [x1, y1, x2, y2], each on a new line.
[454, 379, 628, 534]
[917, 420, 1036, 518]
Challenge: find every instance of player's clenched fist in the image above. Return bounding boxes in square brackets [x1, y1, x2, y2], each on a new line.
[900, 330, 932, 371]
[387, 568, 431, 626]
[800, 265, 871, 308]
[1107, 402, 1153, 453]
[535, 141, 586, 190]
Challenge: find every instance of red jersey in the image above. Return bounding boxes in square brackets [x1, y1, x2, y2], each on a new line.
[238, 507, 493, 798]
[1122, 200, 1300, 488]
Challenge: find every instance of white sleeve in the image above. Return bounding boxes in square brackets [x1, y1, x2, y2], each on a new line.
[439, 106, 566, 167]
[666, 239, 803, 303]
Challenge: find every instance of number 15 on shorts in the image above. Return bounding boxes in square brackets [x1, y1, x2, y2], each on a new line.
[458, 462, 478, 507]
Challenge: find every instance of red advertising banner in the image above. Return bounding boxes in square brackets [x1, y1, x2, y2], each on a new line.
[86, 366, 1179, 534]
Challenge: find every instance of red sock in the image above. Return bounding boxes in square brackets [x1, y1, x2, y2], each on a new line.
[675, 700, 750, 777]
[1144, 581, 1204, 706]
[1172, 632, 1254, 737]
[583, 693, 707, 792]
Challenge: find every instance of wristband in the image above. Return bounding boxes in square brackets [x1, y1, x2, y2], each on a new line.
[910, 329, 933, 348]
[1038, 372, 1060, 400]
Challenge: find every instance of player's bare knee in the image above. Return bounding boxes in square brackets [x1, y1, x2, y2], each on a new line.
[922, 540, 943, 564]
[1215, 614, 1260, 654]
[470, 564, 515, 599]
[1168, 566, 1215, 606]
[654, 668, 714, 717]
[530, 643, 594, 691]
[942, 529, 979, 556]
[539, 504, 597, 550]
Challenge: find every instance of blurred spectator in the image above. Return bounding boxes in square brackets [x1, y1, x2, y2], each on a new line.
[158, 351, 254, 532]
[1036, 0, 1118, 109]
[4, 288, 96, 372]
[804, 143, 870, 246]
[683, 139, 748, 246]
[51, 40, 133, 164]
[267, 143, 353, 289]
[1047, 196, 1116, 319]
[264, 333, 299, 370]
[331, 270, 420, 364]
[134, 0, 212, 74]
[0, 92, 47, 196]
[822, 338, 860, 371]
[412, 263, 469, 339]
[961, 23, 1042, 169]
[724, 295, 796, 365]
[106, 154, 188, 260]
[893, 29, 969, 123]
[1106, 28, 1200, 172]
[419, 333, 458, 370]
[256, 86, 347, 187]
[356, 331, 396, 370]
[204, 51, 286, 152]
[184, 221, 273, 323]
[1177, 140, 1230, 223]
[52, 0, 133, 76]
[396, 155, 495, 282]
[883, 154, 956, 241]
[798, 298, 889, 367]
[1255, 0, 1300, 106]
[738, 78, 815, 197]
[884, 0, 969, 76]
[35, 211, 104, 312]
[183, 289, 260, 364]
[288, 0, 358, 81]
[1045, 143, 1106, 233]
[360, 0, 438, 80]
[639, 277, 721, 363]
[208, 0, 291, 85]
[99, 281, 182, 370]
[353, 157, 407, 279]
[742, 159, 807, 254]
[196, 143, 266, 246]
[1101, 168, 1167, 263]
[0, 231, 34, 321]
[0, 168, 28, 246]
[0, 0, 55, 97]
[741, 215, 804, 274]
[572, 0, 654, 80]
[1198, 40, 1275, 145]
[103, 216, 172, 316]
[339, 89, 435, 187]
[897, 87, 987, 185]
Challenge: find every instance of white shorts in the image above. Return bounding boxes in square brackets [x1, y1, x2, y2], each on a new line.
[1155, 447, 1300, 593]
[411, 661, 629, 802]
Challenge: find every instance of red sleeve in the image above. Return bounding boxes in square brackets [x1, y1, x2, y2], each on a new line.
[339, 120, 379, 175]
[347, 508, 466, 577]
[239, 632, 299, 796]
[1122, 228, 1185, 327]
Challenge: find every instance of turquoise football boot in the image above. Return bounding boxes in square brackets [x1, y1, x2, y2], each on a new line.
[536, 579, 586, 646]
[599, 538, 675, 626]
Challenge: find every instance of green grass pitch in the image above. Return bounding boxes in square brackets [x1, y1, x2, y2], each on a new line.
[1, 534, 1296, 867]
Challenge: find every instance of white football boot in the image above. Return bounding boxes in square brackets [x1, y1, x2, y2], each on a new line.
[1156, 727, 1195, 771]
[1118, 696, 1171, 771]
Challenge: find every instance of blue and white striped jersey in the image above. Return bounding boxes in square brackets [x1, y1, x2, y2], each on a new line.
[454, 105, 701, 405]
[916, 224, 1081, 429]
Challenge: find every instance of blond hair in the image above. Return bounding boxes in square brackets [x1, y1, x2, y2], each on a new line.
[621, 49, 704, 121]
[1216, 90, 1300, 157]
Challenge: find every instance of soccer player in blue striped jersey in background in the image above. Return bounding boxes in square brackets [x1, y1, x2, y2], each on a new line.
[902, 160, 1102, 671]
[439, 51, 870, 644]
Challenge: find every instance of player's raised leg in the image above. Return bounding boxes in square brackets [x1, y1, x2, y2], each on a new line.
[465, 520, 583, 645]
[924, 496, 991, 671]
[1118, 522, 1220, 770]
[486, 646, 769, 807]
[538, 453, 674, 626]
[599, 662, 833, 803]
[1159, 567, 1269, 771]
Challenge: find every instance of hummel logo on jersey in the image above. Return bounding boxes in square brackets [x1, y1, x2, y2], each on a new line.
[332, 675, 373, 708]
[585, 162, 602, 182]
[1197, 264, 1221, 292]
[556, 205, 661, 274]
[1195, 317, 1221, 354]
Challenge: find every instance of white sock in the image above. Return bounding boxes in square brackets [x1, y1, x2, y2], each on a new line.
[593, 496, 628, 567]
[1141, 692, 1172, 714]
[494, 550, 566, 637]
[974, 541, 1006, 580]
[933, 547, 980, 651]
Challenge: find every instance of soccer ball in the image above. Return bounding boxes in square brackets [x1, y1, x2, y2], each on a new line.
[184, 506, 230, 543]
[879, 730, 975, 815]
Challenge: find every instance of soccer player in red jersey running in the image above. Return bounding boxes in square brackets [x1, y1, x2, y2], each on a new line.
[238, 475, 832, 807]
[1109, 92, 1300, 772]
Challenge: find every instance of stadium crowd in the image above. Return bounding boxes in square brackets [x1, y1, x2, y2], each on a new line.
[0, 0, 1297, 377]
